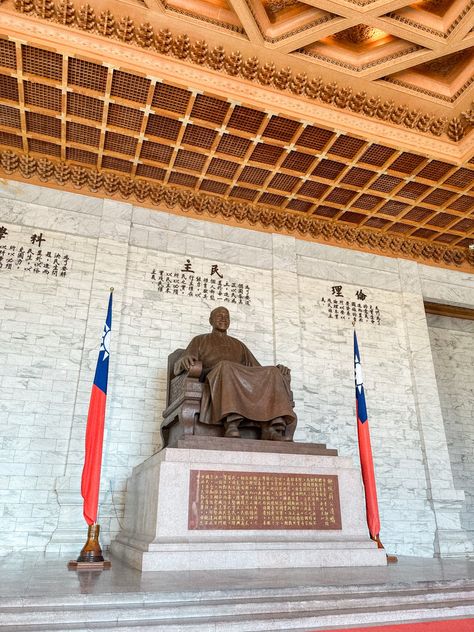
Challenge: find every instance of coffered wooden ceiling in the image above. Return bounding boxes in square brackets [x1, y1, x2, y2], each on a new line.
[0, 0, 472, 268]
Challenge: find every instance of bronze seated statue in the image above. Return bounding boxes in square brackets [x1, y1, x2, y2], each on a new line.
[161, 307, 297, 446]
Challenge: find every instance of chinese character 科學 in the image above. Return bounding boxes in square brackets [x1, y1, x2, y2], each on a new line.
[30, 232, 45, 247]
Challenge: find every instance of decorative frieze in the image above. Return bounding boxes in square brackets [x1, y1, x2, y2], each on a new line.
[1, 149, 471, 269]
[384, 76, 474, 109]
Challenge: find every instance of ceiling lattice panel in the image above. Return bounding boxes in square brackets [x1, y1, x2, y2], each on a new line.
[0, 38, 472, 250]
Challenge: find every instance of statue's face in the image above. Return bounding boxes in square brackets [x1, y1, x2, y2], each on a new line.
[210, 308, 230, 332]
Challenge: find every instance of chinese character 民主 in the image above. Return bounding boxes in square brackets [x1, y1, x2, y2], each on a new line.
[210, 264, 223, 278]
[181, 259, 194, 273]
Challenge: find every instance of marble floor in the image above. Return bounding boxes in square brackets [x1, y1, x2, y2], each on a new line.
[1, 553, 474, 600]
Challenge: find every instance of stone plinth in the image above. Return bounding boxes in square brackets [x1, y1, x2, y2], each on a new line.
[111, 444, 386, 571]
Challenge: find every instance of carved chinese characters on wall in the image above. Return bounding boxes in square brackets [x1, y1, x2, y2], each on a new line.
[0, 226, 70, 278]
[151, 259, 252, 305]
[321, 285, 381, 325]
[188, 470, 342, 530]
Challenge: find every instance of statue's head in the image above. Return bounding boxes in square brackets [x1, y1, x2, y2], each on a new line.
[209, 306, 230, 333]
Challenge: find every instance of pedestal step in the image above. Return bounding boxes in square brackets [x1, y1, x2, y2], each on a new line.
[1, 581, 474, 631]
[175, 436, 338, 456]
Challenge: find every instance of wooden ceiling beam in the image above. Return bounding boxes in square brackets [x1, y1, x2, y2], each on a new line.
[425, 301, 474, 321]
[265, 16, 355, 54]
[313, 0, 408, 17]
[361, 40, 472, 81]
[226, 0, 265, 44]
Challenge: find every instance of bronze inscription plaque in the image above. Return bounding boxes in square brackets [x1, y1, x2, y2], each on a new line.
[188, 470, 342, 530]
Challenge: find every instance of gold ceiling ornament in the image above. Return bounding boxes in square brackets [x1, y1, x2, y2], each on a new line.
[448, 118, 468, 142]
[242, 0, 334, 43]
[10, 0, 470, 142]
[263, 0, 299, 14]
[461, 104, 474, 126]
[332, 25, 376, 44]
[420, 0, 451, 10]
[1, 149, 471, 270]
[421, 51, 469, 77]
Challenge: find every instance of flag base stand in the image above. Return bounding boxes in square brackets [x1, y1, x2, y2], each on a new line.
[67, 524, 111, 570]
[68, 560, 111, 570]
[372, 535, 398, 565]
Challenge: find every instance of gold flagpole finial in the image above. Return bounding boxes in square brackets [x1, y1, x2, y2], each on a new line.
[110, 287, 114, 293]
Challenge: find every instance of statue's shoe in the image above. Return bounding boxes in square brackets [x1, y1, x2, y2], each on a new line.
[224, 421, 241, 438]
[266, 427, 291, 442]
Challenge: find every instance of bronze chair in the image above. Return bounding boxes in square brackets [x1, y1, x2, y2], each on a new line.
[161, 349, 205, 446]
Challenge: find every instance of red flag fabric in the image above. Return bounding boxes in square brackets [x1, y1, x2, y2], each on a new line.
[81, 292, 112, 525]
[354, 330, 381, 539]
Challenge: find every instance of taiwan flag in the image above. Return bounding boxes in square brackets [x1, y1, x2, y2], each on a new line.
[354, 330, 381, 540]
[81, 291, 113, 526]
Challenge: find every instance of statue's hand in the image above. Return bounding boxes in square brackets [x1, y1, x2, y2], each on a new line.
[181, 355, 198, 372]
[277, 364, 290, 377]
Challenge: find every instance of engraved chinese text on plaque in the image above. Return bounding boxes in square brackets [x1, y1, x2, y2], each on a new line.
[188, 470, 342, 530]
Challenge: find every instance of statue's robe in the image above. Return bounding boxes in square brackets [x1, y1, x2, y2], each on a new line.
[174, 332, 296, 426]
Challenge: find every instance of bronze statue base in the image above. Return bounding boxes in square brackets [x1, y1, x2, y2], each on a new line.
[174, 435, 338, 456]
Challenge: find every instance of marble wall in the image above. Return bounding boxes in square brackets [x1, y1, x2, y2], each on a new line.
[428, 314, 474, 544]
[0, 180, 473, 558]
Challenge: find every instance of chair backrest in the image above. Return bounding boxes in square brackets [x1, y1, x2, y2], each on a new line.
[166, 348, 184, 408]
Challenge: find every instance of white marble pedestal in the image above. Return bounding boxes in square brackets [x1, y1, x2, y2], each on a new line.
[111, 444, 387, 571]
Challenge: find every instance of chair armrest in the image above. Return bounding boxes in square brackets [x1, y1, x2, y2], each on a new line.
[186, 360, 202, 378]
[166, 361, 203, 410]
